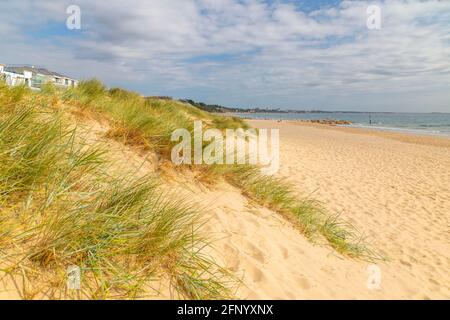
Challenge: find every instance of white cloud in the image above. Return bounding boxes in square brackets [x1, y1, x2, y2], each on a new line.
[0, 0, 449, 111]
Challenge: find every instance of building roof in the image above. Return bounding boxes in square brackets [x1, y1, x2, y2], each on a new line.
[4, 67, 32, 74]
[3, 66, 76, 80]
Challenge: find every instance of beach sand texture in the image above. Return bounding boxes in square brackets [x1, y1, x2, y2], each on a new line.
[77, 119, 450, 299]
[2, 118, 448, 300]
[214, 119, 449, 299]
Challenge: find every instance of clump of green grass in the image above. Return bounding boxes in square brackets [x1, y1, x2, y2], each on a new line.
[21, 176, 233, 299]
[77, 78, 107, 98]
[0, 81, 29, 105]
[319, 215, 381, 260]
[40, 82, 58, 95]
[0, 101, 74, 198]
[109, 87, 141, 100]
[212, 116, 250, 131]
[0, 84, 235, 299]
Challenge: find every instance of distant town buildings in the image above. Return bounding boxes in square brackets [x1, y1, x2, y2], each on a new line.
[0, 64, 78, 90]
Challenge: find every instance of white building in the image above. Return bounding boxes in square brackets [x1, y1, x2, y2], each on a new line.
[0, 64, 78, 89]
[2, 69, 32, 87]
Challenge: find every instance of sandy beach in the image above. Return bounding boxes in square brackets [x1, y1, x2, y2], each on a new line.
[3, 0, 450, 304]
[179, 120, 449, 299]
[2, 116, 448, 300]
[149, 120, 450, 299]
[237, 121, 450, 299]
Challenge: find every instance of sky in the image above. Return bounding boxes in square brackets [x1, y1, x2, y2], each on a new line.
[0, 0, 449, 112]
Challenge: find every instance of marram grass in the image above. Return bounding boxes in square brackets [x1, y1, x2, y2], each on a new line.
[63, 79, 381, 260]
[200, 164, 382, 260]
[0, 79, 381, 301]
[0, 83, 235, 299]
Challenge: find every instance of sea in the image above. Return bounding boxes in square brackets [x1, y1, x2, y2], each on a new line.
[233, 112, 450, 137]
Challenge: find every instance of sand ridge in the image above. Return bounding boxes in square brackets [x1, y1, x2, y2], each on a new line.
[75, 117, 450, 299]
[3, 116, 447, 299]
[84, 117, 450, 299]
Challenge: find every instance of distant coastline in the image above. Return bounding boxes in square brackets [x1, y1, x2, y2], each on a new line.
[179, 99, 449, 115]
[177, 99, 450, 136]
[231, 112, 450, 137]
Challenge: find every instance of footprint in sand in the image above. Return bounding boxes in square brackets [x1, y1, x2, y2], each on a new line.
[294, 275, 312, 290]
[244, 243, 266, 263]
[399, 259, 413, 267]
[250, 267, 265, 282]
[281, 247, 289, 259]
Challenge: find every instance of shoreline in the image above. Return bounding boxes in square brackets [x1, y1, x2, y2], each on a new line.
[248, 119, 450, 149]
[228, 113, 450, 138]
[347, 123, 450, 138]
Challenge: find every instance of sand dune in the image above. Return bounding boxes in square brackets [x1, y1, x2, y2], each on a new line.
[4, 116, 447, 300]
[87, 118, 450, 299]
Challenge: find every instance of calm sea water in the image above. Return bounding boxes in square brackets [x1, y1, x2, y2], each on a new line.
[234, 112, 450, 136]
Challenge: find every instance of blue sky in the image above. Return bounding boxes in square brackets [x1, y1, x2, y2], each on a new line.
[1, 0, 449, 112]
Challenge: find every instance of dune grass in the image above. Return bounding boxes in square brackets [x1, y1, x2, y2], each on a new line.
[0, 79, 380, 301]
[60, 80, 381, 260]
[200, 164, 380, 260]
[0, 82, 234, 299]
[63, 80, 247, 154]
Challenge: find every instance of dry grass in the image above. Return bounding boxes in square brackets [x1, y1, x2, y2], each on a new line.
[198, 164, 382, 260]
[61, 80, 381, 260]
[0, 79, 381, 302]
[0, 82, 235, 299]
